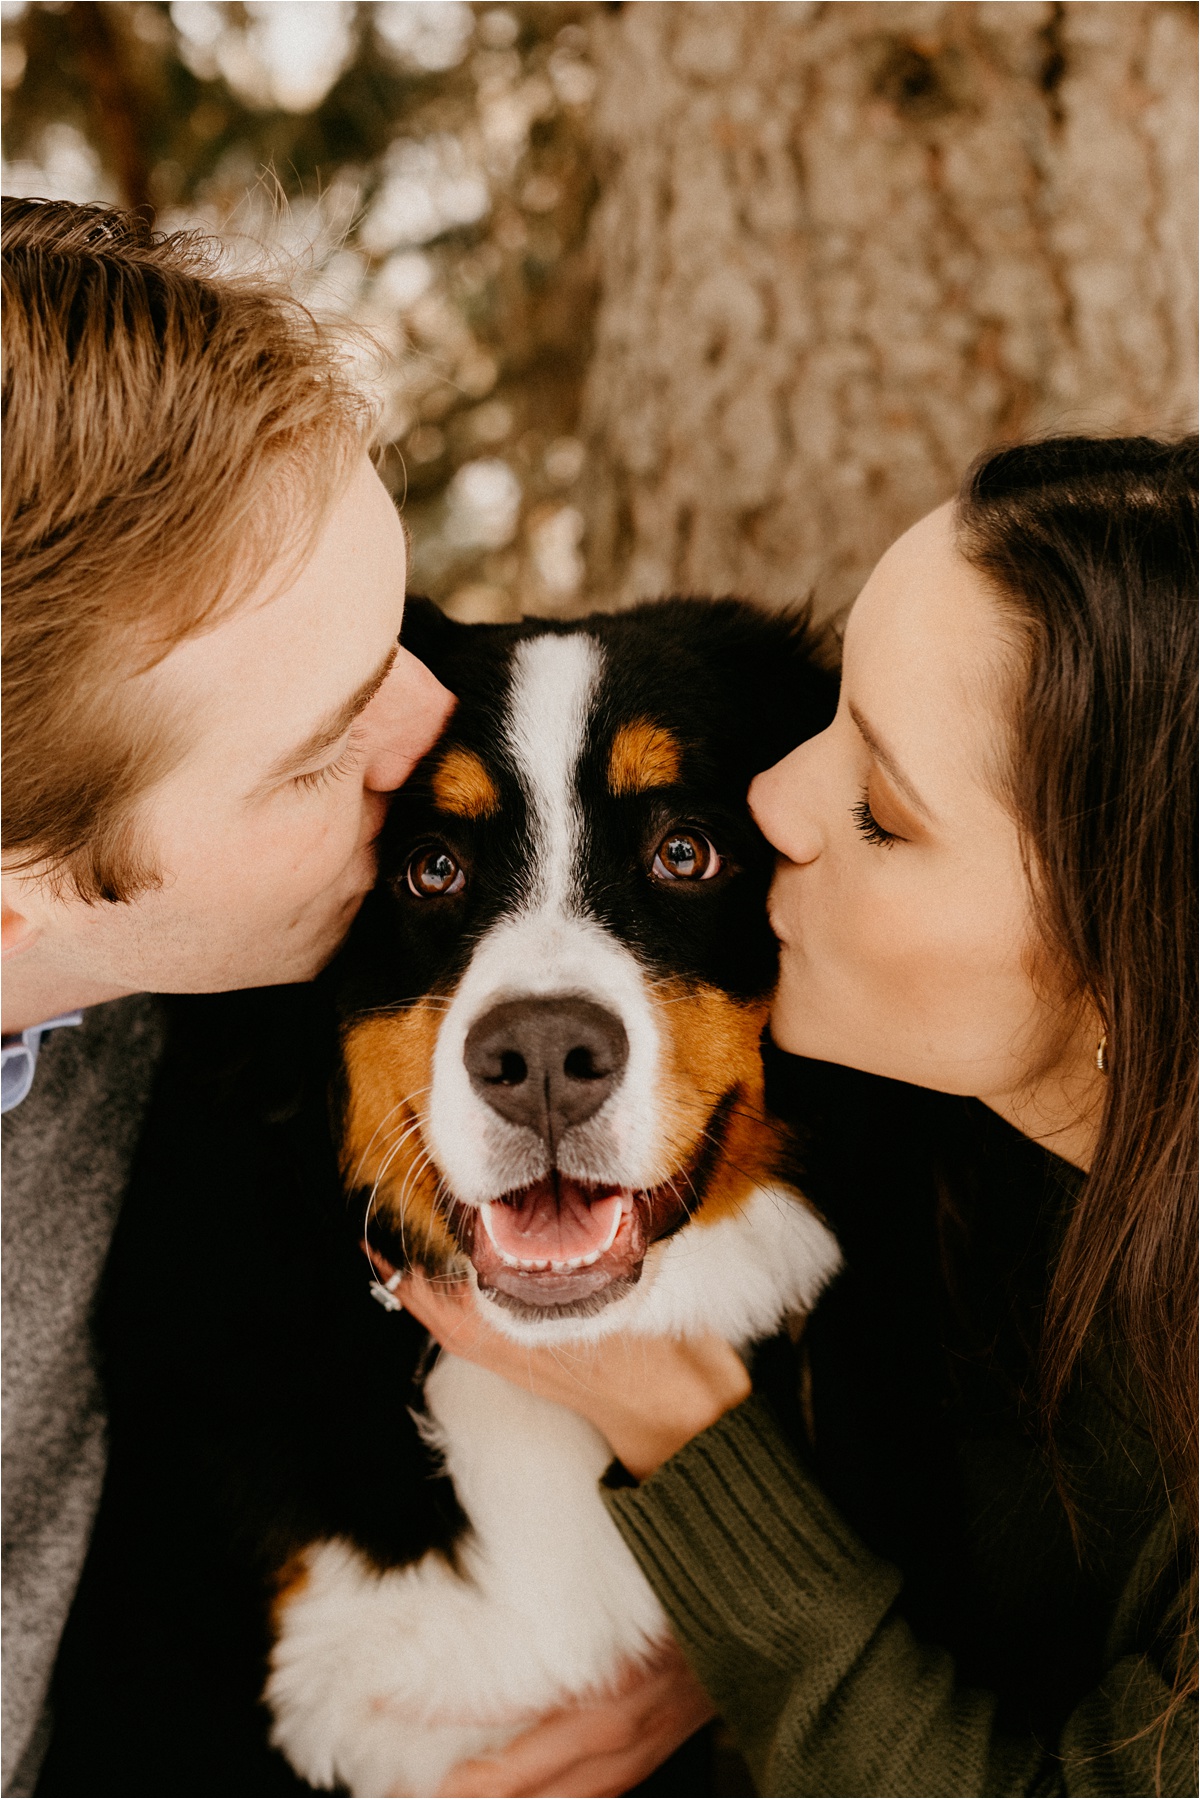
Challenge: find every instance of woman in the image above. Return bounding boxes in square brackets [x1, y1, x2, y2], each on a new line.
[402, 435, 1198, 1797]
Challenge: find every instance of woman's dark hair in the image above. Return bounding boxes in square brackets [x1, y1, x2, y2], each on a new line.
[956, 433, 1198, 1711]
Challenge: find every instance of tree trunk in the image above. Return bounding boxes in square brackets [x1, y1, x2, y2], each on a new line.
[578, 0, 1198, 620]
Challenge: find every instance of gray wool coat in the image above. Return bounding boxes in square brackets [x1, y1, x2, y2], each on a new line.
[2, 996, 164, 1796]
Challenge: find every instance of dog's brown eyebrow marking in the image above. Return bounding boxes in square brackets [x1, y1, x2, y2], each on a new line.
[607, 721, 683, 796]
[432, 746, 502, 818]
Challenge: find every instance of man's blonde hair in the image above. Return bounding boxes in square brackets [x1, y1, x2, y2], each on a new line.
[2, 197, 374, 902]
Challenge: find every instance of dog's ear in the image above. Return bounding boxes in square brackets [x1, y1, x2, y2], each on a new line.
[399, 596, 468, 682]
[742, 605, 841, 773]
[616, 596, 840, 778]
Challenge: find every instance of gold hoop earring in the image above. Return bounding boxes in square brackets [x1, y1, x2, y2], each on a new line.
[1095, 1030, 1108, 1074]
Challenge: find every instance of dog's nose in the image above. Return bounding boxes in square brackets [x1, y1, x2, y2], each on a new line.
[464, 997, 629, 1144]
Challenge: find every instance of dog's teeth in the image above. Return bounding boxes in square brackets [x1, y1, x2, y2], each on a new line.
[483, 1206, 537, 1269]
[596, 1206, 623, 1257]
[481, 1194, 629, 1275]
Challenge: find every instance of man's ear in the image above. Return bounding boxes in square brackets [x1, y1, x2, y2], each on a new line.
[1, 886, 40, 960]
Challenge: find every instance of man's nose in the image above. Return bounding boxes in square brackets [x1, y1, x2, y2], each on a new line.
[363, 648, 456, 792]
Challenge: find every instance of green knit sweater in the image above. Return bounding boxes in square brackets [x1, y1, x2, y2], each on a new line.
[603, 1063, 1196, 1797]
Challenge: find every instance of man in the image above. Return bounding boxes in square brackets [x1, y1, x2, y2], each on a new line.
[3, 197, 710, 1799]
[1, 197, 453, 1795]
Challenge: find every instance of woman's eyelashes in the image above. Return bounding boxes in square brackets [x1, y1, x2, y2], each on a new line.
[851, 785, 902, 848]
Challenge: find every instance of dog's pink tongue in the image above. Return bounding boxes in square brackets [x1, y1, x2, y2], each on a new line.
[484, 1179, 627, 1264]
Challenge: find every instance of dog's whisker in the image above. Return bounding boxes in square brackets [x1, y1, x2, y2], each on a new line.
[351, 1099, 420, 1184]
[363, 1127, 428, 1256]
[368, 1128, 443, 1275]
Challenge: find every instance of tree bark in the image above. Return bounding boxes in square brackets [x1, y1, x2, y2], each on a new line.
[67, 2, 154, 218]
[578, 0, 1198, 620]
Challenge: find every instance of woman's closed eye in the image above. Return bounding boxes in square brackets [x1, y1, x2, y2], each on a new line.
[851, 784, 907, 848]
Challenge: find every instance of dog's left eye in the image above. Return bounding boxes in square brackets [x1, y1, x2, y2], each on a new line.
[406, 847, 466, 898]
[651, 830, 722, 882]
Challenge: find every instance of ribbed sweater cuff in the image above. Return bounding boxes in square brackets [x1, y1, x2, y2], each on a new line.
[603, 1394, 901, 1674]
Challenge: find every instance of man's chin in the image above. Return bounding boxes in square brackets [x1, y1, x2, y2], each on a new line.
[220, 890, 371, 992]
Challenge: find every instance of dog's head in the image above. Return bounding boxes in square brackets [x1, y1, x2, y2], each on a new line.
[335, 598, 838, 1343]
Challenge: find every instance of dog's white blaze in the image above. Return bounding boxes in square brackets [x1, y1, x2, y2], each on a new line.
[425, 631, 670, 1209]
[505, 632, 601, 916]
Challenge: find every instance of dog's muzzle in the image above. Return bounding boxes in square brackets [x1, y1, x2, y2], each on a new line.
[443, 992, 696, 1319]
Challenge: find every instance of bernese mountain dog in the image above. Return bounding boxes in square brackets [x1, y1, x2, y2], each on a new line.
[41, 597, 842, 1798]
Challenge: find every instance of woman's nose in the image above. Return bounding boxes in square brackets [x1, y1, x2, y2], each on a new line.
[749, 742, 824, 866]
[361, 648, 457, 792]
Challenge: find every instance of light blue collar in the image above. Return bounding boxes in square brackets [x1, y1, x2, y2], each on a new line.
[1, 1013, 85, 1114]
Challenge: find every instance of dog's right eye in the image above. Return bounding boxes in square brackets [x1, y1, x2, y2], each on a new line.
[406, 847, 466, 898]
[651, 829, 722, 882]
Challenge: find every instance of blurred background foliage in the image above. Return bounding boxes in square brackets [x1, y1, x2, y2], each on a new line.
[1, 0, 603, 619]
[4, 2, 1196, 625]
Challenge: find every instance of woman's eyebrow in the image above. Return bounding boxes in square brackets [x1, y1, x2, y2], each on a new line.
[256, 642, 400, 792]
[848, 701, 933, 821]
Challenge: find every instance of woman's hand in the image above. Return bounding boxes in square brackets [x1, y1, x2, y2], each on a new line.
[398, 1271, 751, 1479]
[431, 1639, 716, 1798]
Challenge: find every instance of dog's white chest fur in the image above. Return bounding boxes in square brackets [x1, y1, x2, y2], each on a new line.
[266, 1185, 839, 1797]
[268, 1359, 665, 1797]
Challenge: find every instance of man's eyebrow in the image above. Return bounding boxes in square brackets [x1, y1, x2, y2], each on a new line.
[848, 702, 933, 821]
[257, 642, 400, 791]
